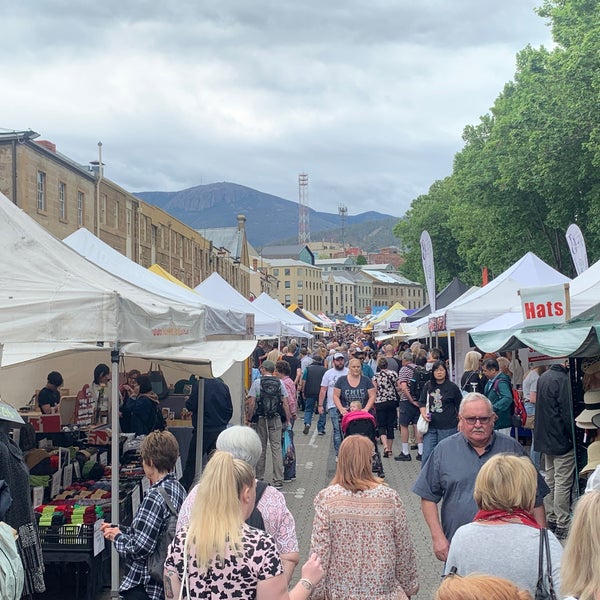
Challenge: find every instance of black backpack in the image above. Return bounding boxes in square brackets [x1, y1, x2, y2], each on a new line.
[408, 365, 429, 402]
[245, 480, 270, 530]
[256, 376, 283, 418]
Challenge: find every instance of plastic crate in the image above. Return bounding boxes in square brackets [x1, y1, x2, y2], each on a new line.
[39, 524, 94, 550]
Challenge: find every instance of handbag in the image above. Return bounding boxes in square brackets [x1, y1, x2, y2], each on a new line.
[147, 363, 169, 400]
[417, 397, 430, 434]
[535, 527, 558, 600]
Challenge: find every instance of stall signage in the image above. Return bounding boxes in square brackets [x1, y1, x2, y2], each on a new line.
[51, 470, 62, 498]
[428, 314, 446, 333]
[32, 487, 44, 509]
[63, 464, 73, 488]
[93, 521, 105, 556]
[519, 284, 570, 326]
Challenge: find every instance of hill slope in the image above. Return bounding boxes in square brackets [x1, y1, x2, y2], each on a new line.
[136, 182, 399, 248]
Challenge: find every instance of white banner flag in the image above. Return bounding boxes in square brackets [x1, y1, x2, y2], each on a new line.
[566, 223, 588, 275]
[420, 230, 436, 313]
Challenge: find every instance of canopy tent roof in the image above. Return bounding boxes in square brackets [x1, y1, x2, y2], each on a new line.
[195, 273, 312, 338]
[63, 228, 248, 337]
[343, 314, 361, 324]
[407, 277, 471, 322]
[287, 304, 324, 326]
[443, 252, 570, 331]
[370, 302, 409, 331]
[470, 302, 600, 358]
[0, 196, 207, 347]
[148, 264, 194, 290]
[252, 293, 313, 331]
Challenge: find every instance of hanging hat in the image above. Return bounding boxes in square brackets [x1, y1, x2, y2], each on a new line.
[0, 400, 25, 425]
[581, 441, 600, 476]
[576, 389, 600, 428]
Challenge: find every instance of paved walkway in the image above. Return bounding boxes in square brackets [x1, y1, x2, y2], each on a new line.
[60, 417, 442, 599]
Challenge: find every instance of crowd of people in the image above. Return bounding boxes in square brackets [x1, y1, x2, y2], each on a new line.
[31, 331, 600, 600]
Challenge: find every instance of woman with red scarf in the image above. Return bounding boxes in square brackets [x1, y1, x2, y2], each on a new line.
[444, 454, 563, 598]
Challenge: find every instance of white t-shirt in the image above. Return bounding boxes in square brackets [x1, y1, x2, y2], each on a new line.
[320, 367, 348, 410]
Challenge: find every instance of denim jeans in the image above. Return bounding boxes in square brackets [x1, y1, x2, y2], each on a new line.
[329, 407, 342, 454]
[303, 397, 317, 426]
[421, 427, 456, 467]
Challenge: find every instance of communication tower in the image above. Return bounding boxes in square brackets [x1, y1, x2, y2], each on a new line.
[338, 203, 348, 248]
[298, 172, 310, 244]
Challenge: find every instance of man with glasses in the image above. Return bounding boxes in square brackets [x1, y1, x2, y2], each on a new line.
[412, 393, 548, 562]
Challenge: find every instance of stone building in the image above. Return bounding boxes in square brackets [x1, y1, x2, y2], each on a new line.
[0, 130, 247, 292]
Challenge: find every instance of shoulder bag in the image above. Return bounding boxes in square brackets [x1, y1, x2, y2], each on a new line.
[416, 390, 430, 434]
[535, 527, 558, 600]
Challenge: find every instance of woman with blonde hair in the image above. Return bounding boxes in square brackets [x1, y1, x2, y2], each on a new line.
[460, 351, 486, 394]
[310, 435, 418, 600]
[164, 451, 322, 599]
[436, 573, 532, 600]
[445, 453, 562, 597]
[561, 490, 600, 600]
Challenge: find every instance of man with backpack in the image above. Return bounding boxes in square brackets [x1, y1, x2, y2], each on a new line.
[299, 352, 328, 435]
[247, 360, 292, 488]
[396, 351, 426, 461]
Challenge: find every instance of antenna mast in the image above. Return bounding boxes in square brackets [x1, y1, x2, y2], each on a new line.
[338, 203, 348, 248]
[298, 172, 310, 244]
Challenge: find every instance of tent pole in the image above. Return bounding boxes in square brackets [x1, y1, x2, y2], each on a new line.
[194, 378, 205, 480]
[110, 346, 120, 597]
[447, 331, 454, 383]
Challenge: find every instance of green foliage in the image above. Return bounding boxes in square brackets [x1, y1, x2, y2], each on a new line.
[356, 254, 367, 265]
[396, 0, 600, 282]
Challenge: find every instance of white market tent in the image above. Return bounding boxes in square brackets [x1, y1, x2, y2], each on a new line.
[370, 302, 409, 332]
[195, 273, 312, 339]
[470, 258, 600, 353]
[0, 194, 257, 594]
[253, 292, 313, 332]
[426, 253, 570, 381]
[64, 228, 248, 338]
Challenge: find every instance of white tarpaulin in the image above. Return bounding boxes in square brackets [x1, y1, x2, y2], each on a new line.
[252, 293, 313, 331]
[444, 252, 571, 331]
[64, 228, 248, 337]
[196, 273, 311, 338]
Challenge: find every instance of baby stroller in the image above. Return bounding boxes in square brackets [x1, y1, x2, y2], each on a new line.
[341, 410, 384, 477]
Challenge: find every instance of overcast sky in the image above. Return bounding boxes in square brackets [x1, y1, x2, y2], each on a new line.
[1, 1, 553, 218]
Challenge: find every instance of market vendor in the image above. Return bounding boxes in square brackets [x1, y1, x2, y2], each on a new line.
[37, 371, 63, 414]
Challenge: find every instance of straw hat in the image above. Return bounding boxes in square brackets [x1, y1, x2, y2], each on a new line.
[575, 389, 600, 428]
[581, 441, 600, 476]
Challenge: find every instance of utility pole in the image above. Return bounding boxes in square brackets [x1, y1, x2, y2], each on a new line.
[338, 203, 347, 248]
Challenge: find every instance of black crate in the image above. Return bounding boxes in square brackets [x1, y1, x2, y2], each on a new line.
[39, 524, 94, 550]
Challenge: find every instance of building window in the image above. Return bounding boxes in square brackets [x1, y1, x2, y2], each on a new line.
[77, 191, 84, 226]
[284, 280, 291, 289]
[37, 171, 46, 211]
[126, 208, 132, 235]
[298, 280, 303, 288]
[58, 182, 66, 219]
[284, 294, 291, 305]
[284, 268, 291, 276]
[273, 268, 279, 276]
[297, 268, 303, 275]
[298, 294, 303, 306]
[101, 194, 107, 224]
[114, 200, 119, 229]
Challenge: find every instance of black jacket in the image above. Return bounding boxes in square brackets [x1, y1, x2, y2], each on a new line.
[186, 378, 233, 432]
[533, 364, 573, 455]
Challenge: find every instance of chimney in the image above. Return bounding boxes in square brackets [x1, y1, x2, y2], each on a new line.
[36, 140, 56, 153]
[237, 214, 246, 230]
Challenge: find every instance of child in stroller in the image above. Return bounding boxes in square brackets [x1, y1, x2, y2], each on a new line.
[341, 401, 384, 477]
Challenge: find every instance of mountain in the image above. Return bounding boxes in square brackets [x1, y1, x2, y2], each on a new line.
[135, 182, 399, 249]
